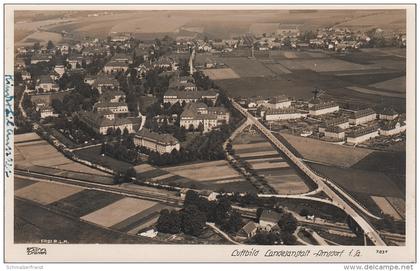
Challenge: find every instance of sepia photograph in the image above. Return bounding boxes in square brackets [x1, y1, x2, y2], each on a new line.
[3, 3, 416, 264]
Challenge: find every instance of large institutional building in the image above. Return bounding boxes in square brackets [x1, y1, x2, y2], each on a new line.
[163, 89, 219, 105]
[309, 101, 339, 116]
[264, 108, 305, 121]
[349, 108, 377, 125]
[180, 102, 230, 132]
[346, 125, 379, 144]
[77, 110, 134, 135]
[134, 128, 180, 154]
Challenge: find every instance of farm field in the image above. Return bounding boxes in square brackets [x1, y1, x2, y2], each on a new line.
[278, 58, 378, 72]
[215, 46, 406, 113]
[134, 160, 258, 193]
[81, 197, 158, 228]
[161, 160, 258, 193]
[202, 68, 240, 80]
[163, 160, 241, 181]
[232, 131, 311, 195]
[214, 57, 275, 78]
[262, 63, 292, 74]
[15, 181, 84, 205]
[17, 30, 63, 47]
[346, 86, 405, 98]
[351, 151, 406, 191]
[309, 163, 405, 218]
[14, 177, 176, 241]
[15, 133, 111, 177]
[279, 132, 373, 168]
[14, 198, 162, 244]
[370, 76, 406, 93]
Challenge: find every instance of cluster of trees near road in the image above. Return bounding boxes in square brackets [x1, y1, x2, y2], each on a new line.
[157, 190, 244, 237]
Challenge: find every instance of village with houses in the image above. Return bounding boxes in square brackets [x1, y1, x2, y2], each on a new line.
[13, 9, 407, 247]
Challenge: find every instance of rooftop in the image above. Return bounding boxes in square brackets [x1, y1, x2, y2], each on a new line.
[260, 210, 282, 224]
[346, 125, 379, 138]
[380, 107, 398, 116]
[78, 111, 132, 128]
[164, 89, 218, 100]
[268, 95, 289, 104]
[135, 128, 179, 146]
[350, 108, 377, 119]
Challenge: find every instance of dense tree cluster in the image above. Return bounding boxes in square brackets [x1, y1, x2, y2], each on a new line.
[192, 72, 215, 90]
[147, 125, 231, 167]
[101, 132, 138, 163]
[53, 73, 100, 114]
[156, 190, 244, 237]
[52, 115, 99, 144]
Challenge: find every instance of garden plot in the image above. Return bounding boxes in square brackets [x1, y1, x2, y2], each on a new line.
[264, 174, 310, 195]
[232, 134, 310, 194]
[202, 68, 240, 80]
[232, 131, 267, 144]
[233, 141, 272, 151]
[162, 160, 240, 182]
[15, 182, 84, 205]
[245, 157, 284, 163]
[250, 161, 290, 170]
[81, 197, 157, 228]
[238, 150, 279, 158]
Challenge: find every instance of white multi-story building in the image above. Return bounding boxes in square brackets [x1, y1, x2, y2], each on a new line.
[134, 128, 180, 154]
[30, 54, 52, 64]
[309, 101, 339, 116]
[37, 75, 59, 92]
[94, 101, 129, 114]
[324, 126, 345, 140]
[265, 108, 306, 121]
[77, 111, 133, 135]
[346, 125, 379, 144]
[380, 120, 406, 136]
[90, 75, 120, 93]
[103, 61, 129, 73]
[264, 95, 291, 110]
[39, 105, 56, 119]
[179, 102, 228, 132]
[379, 107, 399, 121]
[319, 116, 349, 133]
[349, 108, 377, 125]
[163, 89, 219, 105]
